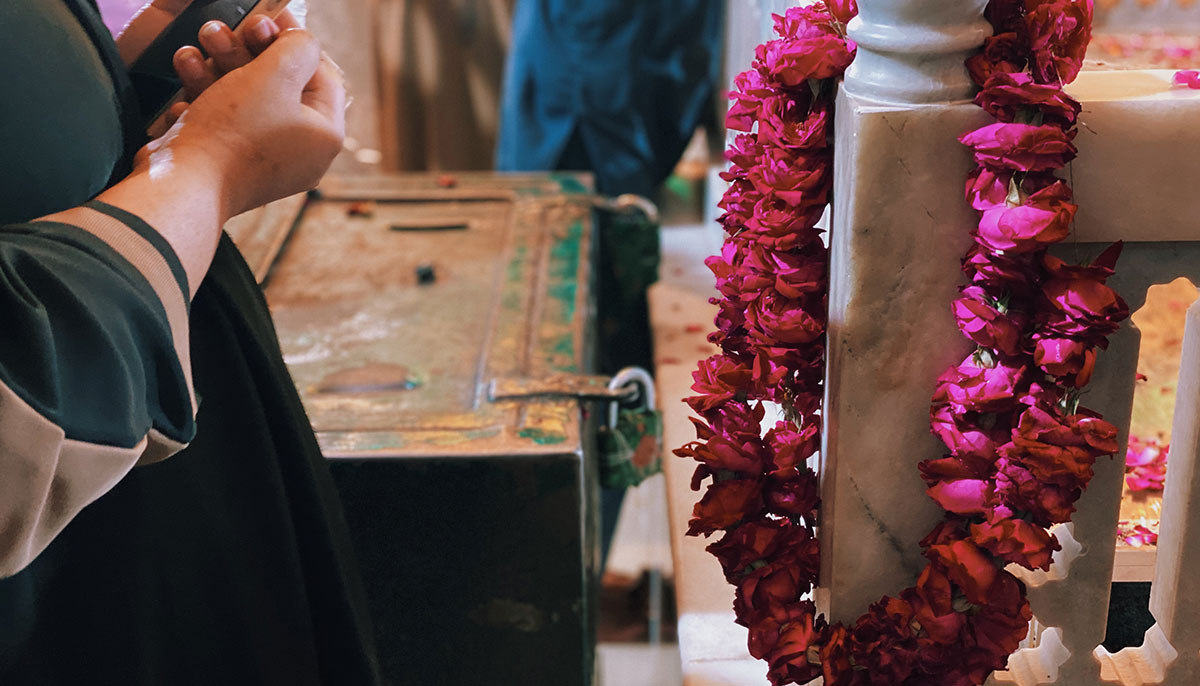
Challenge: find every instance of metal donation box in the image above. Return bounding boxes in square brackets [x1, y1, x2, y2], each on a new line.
[228, 173, 602, 685]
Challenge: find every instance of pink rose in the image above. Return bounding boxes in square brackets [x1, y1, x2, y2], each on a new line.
[953, 287, 1027, 355]
[825, 0, 858, 25]
[1025, 0, 1093, 85]
[929, 405, 1006, 465]
[927, 479, 993, 515]
[960, 122, 1078, 172]
[933, 357, 1027, 413]
[766, 421, 820, 473]
[743, 243, 827, 299]
[743, 194, 827, 250]
[975, 180, 1077, 253]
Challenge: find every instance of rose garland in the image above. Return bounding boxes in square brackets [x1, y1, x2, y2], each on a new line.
[675, 1, 1130, 684]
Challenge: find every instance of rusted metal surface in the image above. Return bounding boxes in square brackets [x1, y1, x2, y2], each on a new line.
[259, 173, 595, 458]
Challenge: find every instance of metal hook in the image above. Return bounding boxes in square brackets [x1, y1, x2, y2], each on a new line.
[607, 366, 656, 429]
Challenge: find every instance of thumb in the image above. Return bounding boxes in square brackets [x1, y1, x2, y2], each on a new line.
[242, 28, 322, 96]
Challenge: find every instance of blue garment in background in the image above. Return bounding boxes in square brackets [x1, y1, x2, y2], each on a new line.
[496, 0, 723, 197]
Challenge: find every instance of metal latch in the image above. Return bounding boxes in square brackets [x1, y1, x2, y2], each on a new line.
[488, 367, 655, 419]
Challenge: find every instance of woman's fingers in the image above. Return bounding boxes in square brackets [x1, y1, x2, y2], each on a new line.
[242, 15, 282, 56]
[173, 45, 215, 101]
[198, 21, 253, 74]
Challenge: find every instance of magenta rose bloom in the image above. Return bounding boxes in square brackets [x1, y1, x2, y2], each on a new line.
[953, 286, 1027, 356]
[746, 146, 831, 209]
[927, 478, 993, 515]
[757, 93, 831, 151]
[960, 122, 1077, 172]
[975, 180, 1077, 253]
[743, 243, 827, 299]
[961, 244, 1040, 297]
[726, 69, 776, 132]
[685, 354, 752, 413]
[744, 290, 825, 346]
[933, 357, 1027, 413]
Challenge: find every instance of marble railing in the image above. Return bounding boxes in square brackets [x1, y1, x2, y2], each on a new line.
[670, 1, 1200, 685]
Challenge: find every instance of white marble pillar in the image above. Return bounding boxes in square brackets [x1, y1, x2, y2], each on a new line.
[820, 0, 993, 624]
[843, 0, 992, 104]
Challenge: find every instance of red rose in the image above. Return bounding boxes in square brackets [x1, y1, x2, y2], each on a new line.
[688, 477, 764, 535]
[967, 33, 1028, 87]
[959, 122, 1077, 172]
[1033, 335, 1096, 386]
[765, 472, 821, 517]
[685, 354, 752, 413]
[900, 563, 965, 644]
[1025, 0, 1093, 85]
[849, 596, 918, 684]
[674, 429, 765, 475]
[773, 5, 840, 39]
[725, 133, 766, 172]
[970, 517, 1061, 571]
[994, 457, 1079, 524]
[929, 405, 1006, 466]
[926, 539, 998, 606]
[1039, 273, 1128, 343]
[763, 604, 826, 686]
[1004, 405, 1119, 486]
[977, 72, 1082, 126]
[735, 553, 818, 627]
[707, 517, 815, 582]
[718, 176, 761, 229]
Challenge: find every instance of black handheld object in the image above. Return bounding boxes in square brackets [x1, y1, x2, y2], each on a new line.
[127, 0, 286, 130]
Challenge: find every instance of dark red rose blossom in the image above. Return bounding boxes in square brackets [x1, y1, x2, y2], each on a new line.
[967, 32, 1028, 87]
[688, 477, 764, 536]
[1024, 0, 1093, 85]
[977, 71, 1082, 126]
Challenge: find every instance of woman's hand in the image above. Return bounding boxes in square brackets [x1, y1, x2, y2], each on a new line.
[149, 27, 346, 218]
[166, 12, 300, 126]
[95, 28, 346, 293]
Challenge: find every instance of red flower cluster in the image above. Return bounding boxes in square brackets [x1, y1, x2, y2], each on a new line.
[677, 1, 1119, 684]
